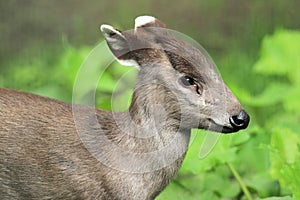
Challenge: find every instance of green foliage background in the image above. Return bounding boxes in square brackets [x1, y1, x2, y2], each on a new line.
[1, 0, 300, 199]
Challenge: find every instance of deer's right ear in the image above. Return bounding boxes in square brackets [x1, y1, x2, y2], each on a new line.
[100, 24, 140, 69]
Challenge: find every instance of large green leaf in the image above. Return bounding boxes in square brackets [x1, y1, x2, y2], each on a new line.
[253, 30, 300, 84]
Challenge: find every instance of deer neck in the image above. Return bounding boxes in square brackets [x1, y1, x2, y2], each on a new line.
[84, 82, 191, 175]
[122, 83, 191, 151]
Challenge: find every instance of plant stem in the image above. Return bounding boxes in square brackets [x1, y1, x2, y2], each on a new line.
[227, 163, 253, 200]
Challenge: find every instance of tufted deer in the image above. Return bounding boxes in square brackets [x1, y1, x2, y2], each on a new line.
[0, 16, 249, 199]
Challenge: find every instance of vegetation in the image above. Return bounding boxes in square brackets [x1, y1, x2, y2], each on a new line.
[1, 1, 299, 199]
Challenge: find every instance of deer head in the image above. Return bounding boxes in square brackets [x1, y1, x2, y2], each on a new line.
[100, 16, 249, 134]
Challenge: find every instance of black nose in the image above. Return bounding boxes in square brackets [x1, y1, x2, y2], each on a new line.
[229, 110, 250, 130]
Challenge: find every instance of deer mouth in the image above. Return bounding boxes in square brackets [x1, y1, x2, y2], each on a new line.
[206, 119, 236, 134]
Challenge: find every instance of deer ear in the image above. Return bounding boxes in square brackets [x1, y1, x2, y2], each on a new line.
[100, 24, 140, 69]
[134, 16, 171, 42]
[134, 16, 166, 30]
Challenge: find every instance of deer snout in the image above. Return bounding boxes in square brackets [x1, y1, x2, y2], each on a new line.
[229, 110, 250, 130]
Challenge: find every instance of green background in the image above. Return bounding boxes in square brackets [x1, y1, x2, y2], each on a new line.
[1, 0, 300, 199]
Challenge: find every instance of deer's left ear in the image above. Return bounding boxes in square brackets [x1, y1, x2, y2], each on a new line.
[100, 24, 140, 69]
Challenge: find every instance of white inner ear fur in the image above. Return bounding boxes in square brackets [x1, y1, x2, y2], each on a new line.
[100, 24, 126, 40]
[100, 24, 140, 70]
[134, 16, 156, 31]
[117, 59, 140, 70]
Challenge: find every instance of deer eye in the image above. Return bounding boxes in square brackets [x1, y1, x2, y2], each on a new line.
[179, 76, 201, 95]
[180, 76, 194, 86]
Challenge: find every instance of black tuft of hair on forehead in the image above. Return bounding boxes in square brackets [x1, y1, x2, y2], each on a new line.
[164, 50, 205, 83]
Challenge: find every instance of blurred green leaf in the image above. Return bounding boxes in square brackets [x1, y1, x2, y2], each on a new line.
[181, 131, 237, 174]
[246, 83, 289, 107]
[283, 86, 300, 113]
[156, 181, 203, 200]
[270, 126, 300, 199]
[253, 30, 300, 84]
[230, 130, 251, 146]
[59, 46, 91, 85]
[97, 73, 117, 92]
